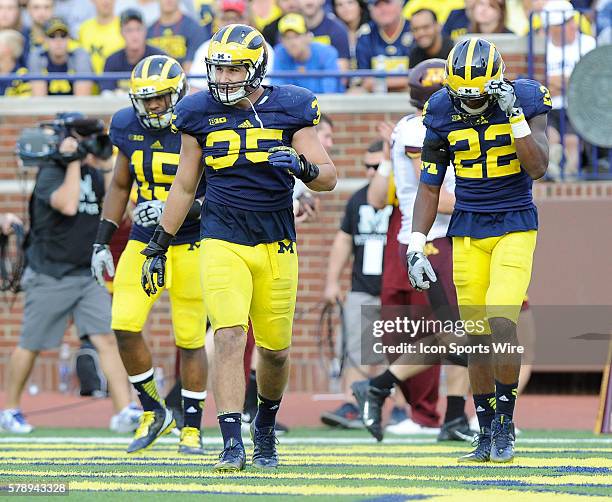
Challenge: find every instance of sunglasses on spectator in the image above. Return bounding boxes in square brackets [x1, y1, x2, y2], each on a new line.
[365, 163, 380, 170]
[48, 32, 68, 39]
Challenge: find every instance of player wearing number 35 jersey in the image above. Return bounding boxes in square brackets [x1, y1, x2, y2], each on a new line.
[90, 55, 208, 456]
[407, 38, 551, 464]
[140, 24, 336, 472]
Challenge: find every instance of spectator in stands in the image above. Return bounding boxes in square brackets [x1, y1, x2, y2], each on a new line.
[332, 0, 370, 67]
[543, 0, 596, 179]
[0, 29, 30, 96]
[251, 0, 283, 32]
[101, 9, 166, 94]
[272, 12, 342, 93]
[401, 0, 464, 25]
[147, 0, 209, 72]
[299, 0, 351, 71]
[0, 0, 21, 31]
[191, 0, 215, 36]
[190, 0, 276, 91]
[408, 9, 453, 68]
[443, 0, 476, 40]
[470, 0, 514, 34]
[320, 140, 391, 430]
[22, 0, 54, 59]
[78, 0, 124, 76]
[596, 0, 612, 44]
[28, 17, 94, 96]
[115, 0, 199, 26]
[0, 115, 140, 435]
[262, 0, 300, 46]
[353, 0, 412, 93]
[54, 0, 96, 37]
[316, 113, 334, 151]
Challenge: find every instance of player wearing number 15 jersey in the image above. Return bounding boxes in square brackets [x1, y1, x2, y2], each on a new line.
[90, 55, 208, 456]
[140, 24, 337, 472]
[406, 38, 551, 464]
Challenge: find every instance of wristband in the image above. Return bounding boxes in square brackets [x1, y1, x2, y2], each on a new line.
[407, 232, 427, 254]
[94, 218, 118, 245]
[186, 199, 202, 221]
[298, 154, 320, 183]
[150, 225, 174, 251]
[510, 113, 531, 139]
[377, 160, 392, 177]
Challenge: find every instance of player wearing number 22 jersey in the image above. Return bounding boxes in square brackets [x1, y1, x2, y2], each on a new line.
[91, 55, 208, 457]
[407, 38, 551, 465]
[140, 24, 336, 472]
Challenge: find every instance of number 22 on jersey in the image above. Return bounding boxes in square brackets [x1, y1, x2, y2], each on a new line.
[130, 150, 180, 201]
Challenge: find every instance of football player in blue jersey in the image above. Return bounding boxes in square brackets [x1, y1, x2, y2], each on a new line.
[91, 55, 209, 456]
[141, 24, 337, 472]
[407, 38, 551, 463]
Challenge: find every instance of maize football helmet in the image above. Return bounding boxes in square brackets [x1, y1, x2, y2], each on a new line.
[445, 38, 505, 122]
[206, 24, 268, 105]
[129, 55, 187, 129]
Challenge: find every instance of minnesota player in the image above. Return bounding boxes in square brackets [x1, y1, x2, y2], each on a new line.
[91, 55, 208, 455]
[140, 24, 336, 472]
[408, 38, 550, 463]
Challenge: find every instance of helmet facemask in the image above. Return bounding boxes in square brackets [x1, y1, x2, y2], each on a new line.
[206, 60, 263, 105]
[130, 79, 186, 130]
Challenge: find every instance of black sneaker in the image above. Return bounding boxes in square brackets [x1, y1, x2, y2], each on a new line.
[437, 415, 477, 442]
[457, 427, 492, 463]
[320, 402, 363, 429]
[213, 438, 246, 473]
[250, 421, 279, 469]
[490, 416, 516, 463]
[351, 380, 391, 442]
[126, 408, 175, 454]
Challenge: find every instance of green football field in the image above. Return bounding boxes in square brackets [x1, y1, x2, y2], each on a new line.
[0, 428, 610, 501]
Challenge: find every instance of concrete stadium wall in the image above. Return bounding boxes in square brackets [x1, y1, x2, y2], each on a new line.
[1, 37, 609, 393]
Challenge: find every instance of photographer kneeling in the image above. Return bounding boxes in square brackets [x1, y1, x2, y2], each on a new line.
[1, 115, 140, 434]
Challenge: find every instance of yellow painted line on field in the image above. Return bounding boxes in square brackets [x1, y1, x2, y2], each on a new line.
[0, 468, 609, 487]
[63, 480, 596, 500]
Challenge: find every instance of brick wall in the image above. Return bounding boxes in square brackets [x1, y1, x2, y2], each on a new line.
[1, 45, 602, 393]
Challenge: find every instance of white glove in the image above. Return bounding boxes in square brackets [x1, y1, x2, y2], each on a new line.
[91, 244, 115, 287]
[133, 200, 164, 227]
[407, 251, 437, 291]
[485, 80, 522, 117]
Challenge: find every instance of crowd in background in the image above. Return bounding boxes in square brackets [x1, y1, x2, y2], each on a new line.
[0, 0, 609, 98]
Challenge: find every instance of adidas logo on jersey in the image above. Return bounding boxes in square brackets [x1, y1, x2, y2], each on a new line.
[151, 140, 163, 149]
[237, 119, 254, 129]
[498, 395, 509, 402]
[476, 406, 485, 412]
[185, 406, 198, 414]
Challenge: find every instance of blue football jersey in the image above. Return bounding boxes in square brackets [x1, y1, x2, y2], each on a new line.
[172, 85, 321, 246]
[355, 19, 413, 71]
[420, 79, 552, 238]
[109, 107, 205, 245]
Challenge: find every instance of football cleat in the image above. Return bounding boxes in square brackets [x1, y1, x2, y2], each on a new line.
[458, 427, 492, 463]
[437, 415, 477, 442]
[0, 409, 34, 434]
[320, 402, 363, 429]
[126, 407, 175, 454]
[178, 426, 204, 455]
[242, 412, 289, 435]
[490, 415, 516, 463]
[213, 438, 246, 473]
[351, 380, 391, 441]
[250, 421, 279, 469]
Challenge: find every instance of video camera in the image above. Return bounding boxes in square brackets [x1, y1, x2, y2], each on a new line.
[15, 112, 113, 168]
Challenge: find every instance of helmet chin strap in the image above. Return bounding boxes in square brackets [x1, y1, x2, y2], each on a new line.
[460, 99, 490, 115]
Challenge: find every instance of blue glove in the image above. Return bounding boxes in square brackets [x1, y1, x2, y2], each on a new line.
[268, 146, 320, 183]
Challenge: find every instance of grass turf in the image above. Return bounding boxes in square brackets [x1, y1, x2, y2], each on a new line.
[0, 428, 610, 501]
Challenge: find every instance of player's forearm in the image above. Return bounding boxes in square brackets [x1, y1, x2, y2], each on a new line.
[515, 136, 548, 180]
[101, 179, 130, 225]
[325, 232, 352, 286]
[305, 162, 337, 191]
[411, 183, 441, 236]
